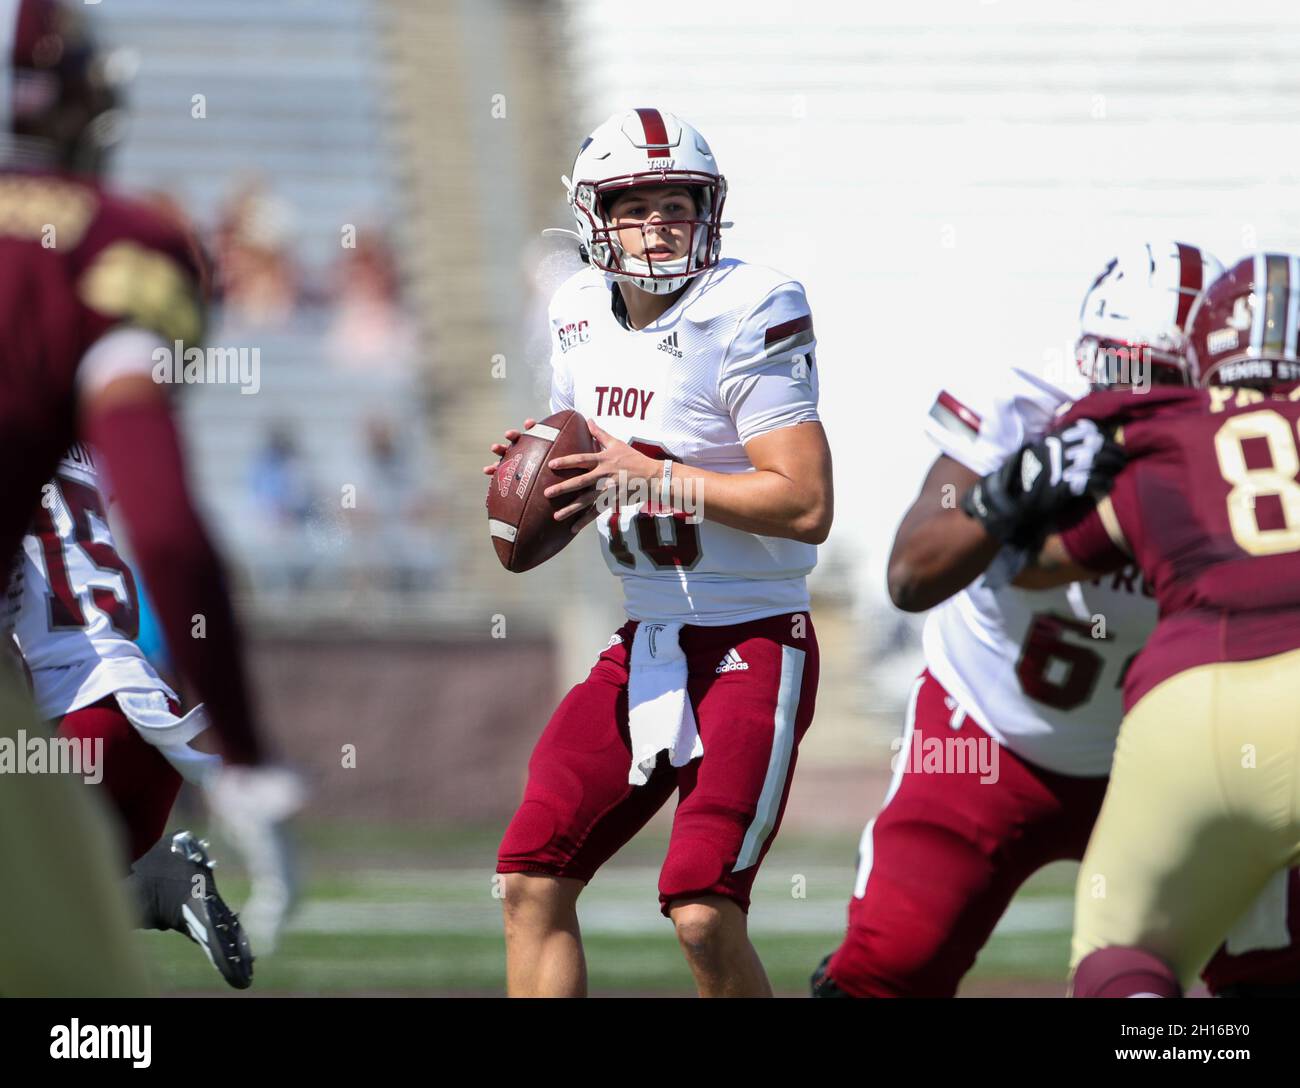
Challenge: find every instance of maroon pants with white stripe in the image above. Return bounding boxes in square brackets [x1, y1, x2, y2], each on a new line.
[498, 612, 818, 915]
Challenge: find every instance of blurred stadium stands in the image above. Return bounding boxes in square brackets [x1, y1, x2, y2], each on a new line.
[97, 0, 443, 626]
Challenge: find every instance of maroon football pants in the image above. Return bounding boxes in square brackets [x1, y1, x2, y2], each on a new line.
[58, 695, 183, 866]
[498, 612, 819, 914]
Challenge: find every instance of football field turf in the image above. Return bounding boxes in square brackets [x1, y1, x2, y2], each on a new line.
[139, 822, 1077, 996]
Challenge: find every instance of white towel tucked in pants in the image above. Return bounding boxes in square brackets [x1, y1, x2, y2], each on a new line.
[626, 621, 703, 786]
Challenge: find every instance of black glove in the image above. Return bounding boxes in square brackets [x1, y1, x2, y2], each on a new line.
[961, 419, 1126, 547]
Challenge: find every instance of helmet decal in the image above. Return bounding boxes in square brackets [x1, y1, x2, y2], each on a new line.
[1186, 252, 1300, 390]
[633, 108, 672, 158]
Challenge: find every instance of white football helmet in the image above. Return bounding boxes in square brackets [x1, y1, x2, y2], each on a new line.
[564, 108, 727, 294]
[1075, 240, 1224, 387]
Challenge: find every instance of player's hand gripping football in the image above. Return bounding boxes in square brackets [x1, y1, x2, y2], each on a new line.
[483, 417, 600, 534]
[543, 419, 662, 533]
[961, 418, 1125, 547]
[483, 418, 538, 469]
[203, 763, 306, 955]
[483, 418, 658, 535]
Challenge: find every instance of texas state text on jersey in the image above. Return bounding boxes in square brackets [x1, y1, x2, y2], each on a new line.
[547, 257, 821, 625]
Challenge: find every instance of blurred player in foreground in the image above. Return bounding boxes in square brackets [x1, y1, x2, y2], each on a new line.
[1001, 254, 1300, 996]
[0, 0, 301, 994]
[486, 108, 832, 996]
[14, 444, 255, 988]
[816, 242, 1300, 997]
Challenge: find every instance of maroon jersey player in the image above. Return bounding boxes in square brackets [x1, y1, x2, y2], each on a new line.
[0, 0, 300, 973]
[1052, 382, 1300, 704]
[1020, 254, 1300, 997]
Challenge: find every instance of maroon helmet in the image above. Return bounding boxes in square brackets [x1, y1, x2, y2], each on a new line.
[1186, 253, 1300, 389]
[3, 0, 121, 174]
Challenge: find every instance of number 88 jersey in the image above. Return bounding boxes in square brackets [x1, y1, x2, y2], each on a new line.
[1057, 383, 1300, 715]
[11, 444, 175, 721]
[547, 257, 821, 625]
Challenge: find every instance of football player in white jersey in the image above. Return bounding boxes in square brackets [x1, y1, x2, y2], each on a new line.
[485, 108, 832, 997]
[14, 447, 255, 988]
[815, 240, 1300, 997]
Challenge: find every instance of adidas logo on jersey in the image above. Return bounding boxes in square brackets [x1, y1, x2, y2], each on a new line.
[715, 648, 749, 674]
[657, 331, 683, 358]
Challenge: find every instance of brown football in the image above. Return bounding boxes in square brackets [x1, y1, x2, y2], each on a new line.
[486, 410, 598, 572]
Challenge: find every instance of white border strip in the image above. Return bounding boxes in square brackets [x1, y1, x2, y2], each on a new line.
[1252, 252, 1266, 356]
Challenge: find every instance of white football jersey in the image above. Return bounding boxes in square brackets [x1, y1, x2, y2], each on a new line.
[921, 367, 1157, 776]
[548, 257, 820, 624]
[13, 444, 175, 721]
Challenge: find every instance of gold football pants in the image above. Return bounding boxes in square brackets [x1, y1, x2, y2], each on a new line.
[0, 674, 147, 995]
[1071, 647, 1300, 989]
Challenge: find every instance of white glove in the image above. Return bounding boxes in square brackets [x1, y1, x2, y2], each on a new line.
[203, 764, 305, 955]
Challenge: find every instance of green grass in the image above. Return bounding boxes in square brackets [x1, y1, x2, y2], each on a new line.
[140, 822, 1079, 995]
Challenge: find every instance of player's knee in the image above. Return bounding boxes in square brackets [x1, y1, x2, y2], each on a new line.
[500, 872, 579, 926]
[829, 908, 966, 997]
[670, 900, 732, 963]
[1071, 946, 1181, 998]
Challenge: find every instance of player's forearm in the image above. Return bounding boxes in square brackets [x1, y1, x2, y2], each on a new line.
[1012, 532, 1110, 589]
[886, 507, 1000, 612]
[85, 398, 263, 765]
[668, 462, 832, 544]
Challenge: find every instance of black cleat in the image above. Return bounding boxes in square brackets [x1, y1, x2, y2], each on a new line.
[170, 831, 255, 990]
[129, 830, 255, 990]
[810, 953, 850, 998]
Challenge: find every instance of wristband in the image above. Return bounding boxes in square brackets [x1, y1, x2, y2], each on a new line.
[660, 459, 673, 508]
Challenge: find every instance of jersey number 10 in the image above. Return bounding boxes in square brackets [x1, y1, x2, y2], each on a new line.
[607, 439, 702, 570]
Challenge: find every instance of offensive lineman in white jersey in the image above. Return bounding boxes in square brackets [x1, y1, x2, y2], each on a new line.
[485, 108, 832, 997]
[815, 240, 1300, 997]
[14, 447, 255, 988]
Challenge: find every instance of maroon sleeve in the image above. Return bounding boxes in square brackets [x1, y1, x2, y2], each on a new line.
[85, 396, 262, 766]
[1058, 505, 1126, 571]
[1057, 465, 1140, 573]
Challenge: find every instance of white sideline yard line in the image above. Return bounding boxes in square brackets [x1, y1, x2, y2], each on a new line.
[286, 868, 1073, 937]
